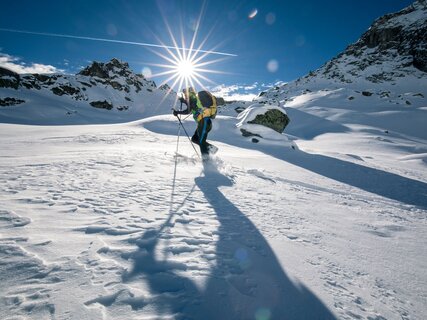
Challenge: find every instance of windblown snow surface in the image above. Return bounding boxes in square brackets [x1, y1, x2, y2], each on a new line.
[0, 84, 426, 320]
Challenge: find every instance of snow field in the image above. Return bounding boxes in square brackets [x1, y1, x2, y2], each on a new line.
[1, 112, 426, 319]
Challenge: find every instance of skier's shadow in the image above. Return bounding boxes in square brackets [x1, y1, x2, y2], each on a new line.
[123, 161, 336, 319]
[142, 117, 427, 208]
[213, 118, 427, 208]
[269, 146, 427, 208]
[213, 129, 427, 208]
[193, 161, 336, 319]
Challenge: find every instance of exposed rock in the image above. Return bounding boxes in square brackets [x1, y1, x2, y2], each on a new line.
[215, 96, 225, 106]
[0, 97, 25, 107]
[33, 74, 52, 83]
[51, 85, 81, 96]
[0, 77, 19, 89]
[240, 128, 262, 138]
[235, 106, 246, 113]
[78, 61, 110, 78]
[79, 58, 136, 79]
[159, 83, 172, 91]
[362, 91, 373, 97]
[247, 108, 290, 133]
[79, 81, 92, 87]
[110, 81, 123, 90]
[90, 100, 113, 110]
[21, 76, 41, 90]
[413, 48, 427, 72]
[0, 66, 19, 78]
[0, 67, 20, 89]
[350, 1, 427, 73]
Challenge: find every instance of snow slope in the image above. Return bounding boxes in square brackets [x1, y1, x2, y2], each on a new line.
[1, 2, 426, 319]
[0, 59, 177, 125]
[0, 109, 426, 319]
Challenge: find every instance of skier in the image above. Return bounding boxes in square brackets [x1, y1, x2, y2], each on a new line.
[172, 87, 217, 158]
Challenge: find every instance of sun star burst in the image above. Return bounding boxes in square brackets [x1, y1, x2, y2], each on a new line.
[144, 5, 235, 99]
[176, 59, 195, 79]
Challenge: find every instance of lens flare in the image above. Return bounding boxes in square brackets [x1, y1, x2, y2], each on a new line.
[265, 13, 276, 25]
[142, 67, 152, 78]
[267, 59, 279, 73]
[249, 9, 258, 19]
[255, 308, 272, 320]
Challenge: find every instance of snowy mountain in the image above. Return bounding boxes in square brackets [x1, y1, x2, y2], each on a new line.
[1, 2, 426, 320]
[0, 58, 177, 124]
[316, 0, 427, 84]
[255, 0, 427, 143]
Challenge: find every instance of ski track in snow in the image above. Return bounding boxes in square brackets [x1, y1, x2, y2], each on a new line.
[0, 122, 426, 320]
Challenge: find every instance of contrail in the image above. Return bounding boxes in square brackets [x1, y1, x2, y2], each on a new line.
[0, 28, 238, 57]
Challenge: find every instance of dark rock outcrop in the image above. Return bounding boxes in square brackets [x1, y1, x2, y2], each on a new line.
[159, 83, 172, 91]
[78, 61, 111, 78]
[0, 97, 25, 107]
[51, 85, 81, 96]
[215, 96, 225, 106]
[90, 100, 113, 110]
[240, 128, 262, 138]
[78, 58, 157, 94]
[355, 0, 427, 72]
[247, 109, 290, 133]
[0, 67, 20, 89]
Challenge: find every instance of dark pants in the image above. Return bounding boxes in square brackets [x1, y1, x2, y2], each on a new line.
[191, 117, 212, 155]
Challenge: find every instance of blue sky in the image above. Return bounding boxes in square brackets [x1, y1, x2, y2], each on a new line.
[0, 0, 414, 99]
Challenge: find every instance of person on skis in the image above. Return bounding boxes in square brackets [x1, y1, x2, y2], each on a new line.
[172, 87, 217, 158]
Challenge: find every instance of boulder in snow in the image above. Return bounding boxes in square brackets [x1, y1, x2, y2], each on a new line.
[236, 104, 294, 148]
[247, 107, 290, 133]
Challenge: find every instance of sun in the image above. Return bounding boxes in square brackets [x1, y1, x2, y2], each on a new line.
[148, 45, 222, 93]
[143, 4, 235, 96]
[149, 41, 233, 95]
[176, 59, 195, 80]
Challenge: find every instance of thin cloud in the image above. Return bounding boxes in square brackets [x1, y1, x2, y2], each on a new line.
[209, 83, 260, 101]
[244, 84, 258, 90]
[0, 54, 63, 74]
[222, 92, 257, 101]
[210, 84, 239, 95]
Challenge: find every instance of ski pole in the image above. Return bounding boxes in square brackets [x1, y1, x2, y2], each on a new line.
[173, 111, 200, 158]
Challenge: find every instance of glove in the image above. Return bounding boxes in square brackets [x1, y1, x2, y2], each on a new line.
[173, 110, 178, 117]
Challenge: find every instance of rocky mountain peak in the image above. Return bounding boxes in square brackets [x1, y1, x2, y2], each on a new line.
[304, 0, 427, 85]
[0, 58, 169, 111]
[78, 58, 135, 79]
[354, 0, 427, 70]
[255, 1, 427, 105]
